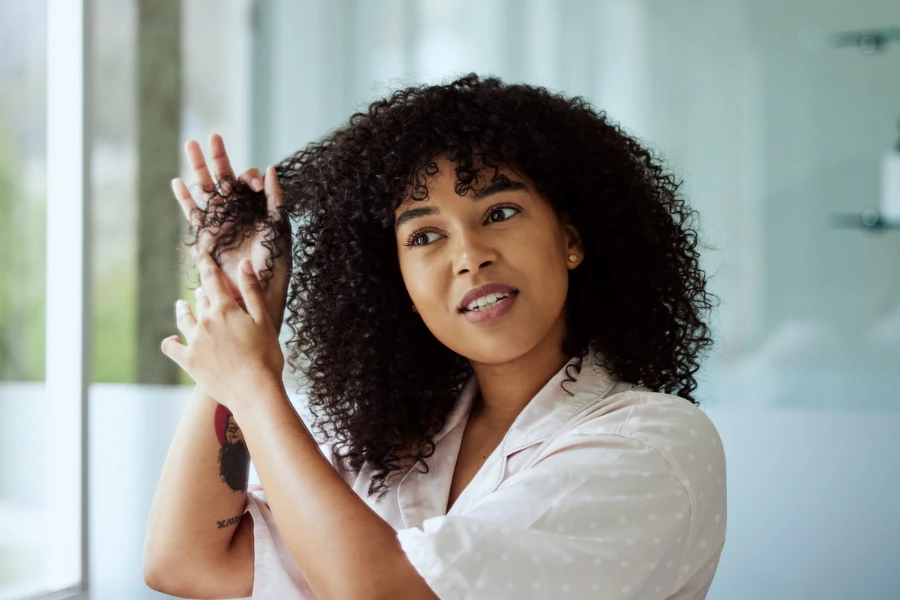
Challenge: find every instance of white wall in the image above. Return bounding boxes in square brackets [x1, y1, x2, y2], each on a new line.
[709, 406, 900, 600]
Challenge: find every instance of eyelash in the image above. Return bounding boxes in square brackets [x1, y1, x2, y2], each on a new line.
[403, 203, 522, 248]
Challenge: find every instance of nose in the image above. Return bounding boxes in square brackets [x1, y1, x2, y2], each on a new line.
[453, 231, 498, 275]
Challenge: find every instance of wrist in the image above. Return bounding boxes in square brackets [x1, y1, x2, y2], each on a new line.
[272, 310, 286, 334]
[227, 370, 286, 418]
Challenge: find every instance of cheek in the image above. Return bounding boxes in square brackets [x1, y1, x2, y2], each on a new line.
[532, 260, 570, 313]
[399, 255, 439, 307]
[516, 232, 569, 291]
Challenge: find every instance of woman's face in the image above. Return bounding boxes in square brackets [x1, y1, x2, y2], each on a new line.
[225, 414, 245, 445]
[393, 155, 583, 364]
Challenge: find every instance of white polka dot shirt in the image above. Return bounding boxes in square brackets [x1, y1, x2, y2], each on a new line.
[241, 351, 727, 599]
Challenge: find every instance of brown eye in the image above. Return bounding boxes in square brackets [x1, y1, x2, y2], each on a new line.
[406, 230, 441, 247]
[487, 206, 518, 223]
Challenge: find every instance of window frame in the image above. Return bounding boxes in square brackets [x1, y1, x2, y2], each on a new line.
[32, 0, 92, 598]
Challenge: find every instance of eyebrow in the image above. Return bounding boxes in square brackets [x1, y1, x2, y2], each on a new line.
[393, 179, 527, 231]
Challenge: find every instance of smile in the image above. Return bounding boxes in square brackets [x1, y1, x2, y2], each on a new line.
[461, 291, 518, 324]
[463, 291, 512, 312]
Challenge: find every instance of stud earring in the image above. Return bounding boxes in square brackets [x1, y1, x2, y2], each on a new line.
[412, 305, 418, 313]
[568, 254, 578, 262]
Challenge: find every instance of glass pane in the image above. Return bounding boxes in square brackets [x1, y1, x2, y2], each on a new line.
[0, 1, 48, 598]
[87, 0, 254, 597]
[90, 0, 137, 384]
[91, 0, 254, 384]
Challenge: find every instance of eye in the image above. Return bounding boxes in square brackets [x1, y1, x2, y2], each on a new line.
[405, 230, 442, 247]
[485, 204, 520, 223]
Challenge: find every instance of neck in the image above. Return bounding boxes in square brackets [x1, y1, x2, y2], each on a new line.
[467, 316, 571, 428]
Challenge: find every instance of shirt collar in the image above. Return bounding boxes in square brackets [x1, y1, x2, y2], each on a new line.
[432, 347, 618, 452]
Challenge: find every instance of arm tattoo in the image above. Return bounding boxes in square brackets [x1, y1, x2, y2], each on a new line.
[216, 514, 244, 529]
[214, 403, 250, 492]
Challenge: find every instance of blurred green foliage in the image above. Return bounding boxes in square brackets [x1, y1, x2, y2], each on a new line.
[0, 124, 193, 384]
[0, 123, 46, 381]
[92, 265, 137, 382]
[0, 123, 138, 384]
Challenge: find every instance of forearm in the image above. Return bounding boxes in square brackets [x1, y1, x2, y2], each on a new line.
[143, 385, 250, 579]
[234, 378, 438, 600]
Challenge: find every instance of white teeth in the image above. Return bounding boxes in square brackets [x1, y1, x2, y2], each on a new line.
[465, 292, 511, 312]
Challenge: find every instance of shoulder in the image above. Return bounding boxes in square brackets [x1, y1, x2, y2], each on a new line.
[567, 386, 724, 463]
[560, 385, 727, 522]
[556, 386, 728, 565]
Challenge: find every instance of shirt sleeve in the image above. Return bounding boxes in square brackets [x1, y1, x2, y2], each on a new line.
[396, 427, 725, 600]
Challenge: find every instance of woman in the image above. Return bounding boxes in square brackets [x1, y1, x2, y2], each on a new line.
[144, 74, 726, 600]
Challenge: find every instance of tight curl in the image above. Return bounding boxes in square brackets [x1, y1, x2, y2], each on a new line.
[193, 74, 718, 499]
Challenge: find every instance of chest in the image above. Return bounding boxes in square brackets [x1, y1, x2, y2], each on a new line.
[446, 422, 507, 512]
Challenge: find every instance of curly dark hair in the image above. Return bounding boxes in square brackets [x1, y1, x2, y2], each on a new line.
[194, 73, 718, 499]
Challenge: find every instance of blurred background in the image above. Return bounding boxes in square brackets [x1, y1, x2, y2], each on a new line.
[2, 0, 899, 598]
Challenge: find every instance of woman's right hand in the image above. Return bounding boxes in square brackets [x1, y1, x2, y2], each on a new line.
[171, 134, 291, 332]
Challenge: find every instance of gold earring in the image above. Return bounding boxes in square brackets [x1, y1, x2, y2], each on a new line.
[568, 254, 578, 262]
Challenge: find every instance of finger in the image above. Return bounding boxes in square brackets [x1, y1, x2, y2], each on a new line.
[195, 286, 210, 316]
[208, 133, 235, 183]
[238, 167, 264, 193]
[160, 335, 189, 368]
[185, 140, 215, 191]
[196, 252, 236, 308]
[264, 165, 285, 214]
[239, 259, 268, 324]
[175, 299, 197, 337]
[171, 177, 204, 231]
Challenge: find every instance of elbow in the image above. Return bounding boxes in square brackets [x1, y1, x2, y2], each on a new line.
[142, 555, 167, 594]
[142, 542, 252, 600]
[142, 534, 170, 592]
[142, 550, 175, 595]
[142, 561, 193, 598]
[142, 549, 186, 597]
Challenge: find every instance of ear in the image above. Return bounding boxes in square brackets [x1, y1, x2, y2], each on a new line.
[560, 213, 584, 267]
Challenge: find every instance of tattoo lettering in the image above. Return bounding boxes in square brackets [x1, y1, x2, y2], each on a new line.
[216, 514, 243, 529]
[214, 404, 250, 492]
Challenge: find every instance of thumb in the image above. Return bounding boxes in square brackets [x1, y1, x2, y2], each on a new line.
[160, 335, 189, 370]
[239, 259, 268, 322]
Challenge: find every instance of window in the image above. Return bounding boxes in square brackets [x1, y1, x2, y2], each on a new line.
[0, 1, 253, 597]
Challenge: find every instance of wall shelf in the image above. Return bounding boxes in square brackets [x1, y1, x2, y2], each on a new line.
[831, 209, 900, 231]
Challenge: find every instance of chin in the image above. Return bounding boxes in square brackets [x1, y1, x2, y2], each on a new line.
[457, 335, 543, 366]
[427, 307, 556, 364]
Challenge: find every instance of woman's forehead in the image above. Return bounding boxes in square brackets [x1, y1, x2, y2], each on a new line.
[394, 158, 531, 212]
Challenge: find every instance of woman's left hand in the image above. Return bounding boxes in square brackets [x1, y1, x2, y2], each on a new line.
[161, 251, 285, 412]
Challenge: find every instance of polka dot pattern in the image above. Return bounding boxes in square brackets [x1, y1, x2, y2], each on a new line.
[241, 355, 726, 599]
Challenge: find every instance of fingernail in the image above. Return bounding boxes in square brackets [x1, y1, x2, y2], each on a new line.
[251, 177, 263, 192]
[242, 259, 255, 275]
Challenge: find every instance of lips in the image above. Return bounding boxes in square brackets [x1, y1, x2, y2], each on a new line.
[461, 290, 518, 324]
[458, 282, 519, 311]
